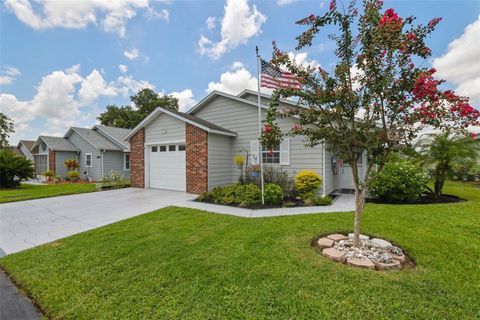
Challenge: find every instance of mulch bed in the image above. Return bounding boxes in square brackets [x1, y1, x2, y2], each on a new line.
[197, 194, 337, 209]
[367, 193, 465, 205]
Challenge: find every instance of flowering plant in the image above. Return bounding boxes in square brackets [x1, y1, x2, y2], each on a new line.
[262, 0, 479, 246]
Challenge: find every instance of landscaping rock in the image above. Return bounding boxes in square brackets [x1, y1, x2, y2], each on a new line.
[371, 238, 393, 249]
[392, 253, 406, 265]
[346, 257, 375, 269]
[374, 259, 401, 270]
[391, 246, 403, 255]
[327, 234, 348, 241]
[348, 233, 369, 241]
[322, 247, 346, 263]
[378, 253, 394, 263]
[317, 237, 334, 249]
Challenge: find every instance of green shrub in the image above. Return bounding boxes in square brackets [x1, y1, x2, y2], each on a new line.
[264, 183, 284, 205]
[0, 149, 34, 188]
[102, 170, 129, 189]
[245, 166, 295, 197]
[67, 170, 80, 181]
[64, 159, 79, 170]
[198, 183, 261, 207]
[295, 170, 322, 200]
[369, 160, 426, 203]
[313, 196, 333, 206]
[43, 170, 54, 177]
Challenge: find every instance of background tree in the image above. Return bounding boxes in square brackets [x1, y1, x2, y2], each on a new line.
[98, 88, 179, 128]
[0, 112, 15, 149]
[410, 133, 480, 199]
[261, 0, 480, 246]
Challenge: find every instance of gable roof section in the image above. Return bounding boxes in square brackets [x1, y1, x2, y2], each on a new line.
[17, 140, 35, 151]
[33, 136, 79, 152]
[125, 106, 237, 141]
[93, 125, 131, 151]
[187, 90, 269, 115]
[237, 89, 302, 108]
[65, 127, 121, 151]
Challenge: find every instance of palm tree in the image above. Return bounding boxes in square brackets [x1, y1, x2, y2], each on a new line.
[411, 133, 480, 199]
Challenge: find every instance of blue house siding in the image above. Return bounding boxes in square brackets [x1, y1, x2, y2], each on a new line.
[67, 131, 103, 181]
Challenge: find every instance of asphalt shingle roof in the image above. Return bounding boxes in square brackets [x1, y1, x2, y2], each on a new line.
[167, 108, 236, 135]
[19, 140, 35, 151]
[94, 125, 131, 149]
[40, 136, 79, 152]
[71, 127, 121, 151]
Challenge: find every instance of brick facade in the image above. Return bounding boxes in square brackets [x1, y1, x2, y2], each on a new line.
[130, 128, 145, 188]
[186, 123, 208, 194]
[48, 150, 56, 174]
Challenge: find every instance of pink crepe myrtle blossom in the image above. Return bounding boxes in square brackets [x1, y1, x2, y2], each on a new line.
[329, 0, 336, 11]
[378, 8, 403, 32]
[406, 32, 416, 41]
[428, 17, 442, 29]
[471, 132, 478, 140]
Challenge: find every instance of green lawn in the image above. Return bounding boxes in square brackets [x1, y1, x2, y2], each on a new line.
[0, 183, 97, 203]
[1, 181, 479, 319]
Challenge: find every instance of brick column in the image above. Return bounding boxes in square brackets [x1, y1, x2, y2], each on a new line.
[186, 124, 208, 194]
[130, 128, 145, 188]
[48, 150, 56, 174]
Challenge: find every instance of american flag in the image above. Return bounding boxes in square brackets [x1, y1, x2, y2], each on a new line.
[260, 59, 301, 90]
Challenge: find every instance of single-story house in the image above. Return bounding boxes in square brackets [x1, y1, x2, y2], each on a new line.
[125, 89, 367, 195]
[31, 136, 80, 177]
[15, 140, 35, 161]
[31, 125, 132, 181]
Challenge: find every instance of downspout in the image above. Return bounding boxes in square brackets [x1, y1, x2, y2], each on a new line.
[101, 150, 105, 180]
[322, 141, 326, 197]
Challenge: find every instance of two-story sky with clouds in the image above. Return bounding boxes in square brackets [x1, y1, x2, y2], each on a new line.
[1, 0, 479, 143]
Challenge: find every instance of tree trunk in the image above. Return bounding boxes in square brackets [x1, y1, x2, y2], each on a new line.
[434, 178, 444, 200]
[353, 188, 366, 247]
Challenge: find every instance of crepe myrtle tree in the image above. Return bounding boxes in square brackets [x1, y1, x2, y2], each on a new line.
[260, 0, 480, 247]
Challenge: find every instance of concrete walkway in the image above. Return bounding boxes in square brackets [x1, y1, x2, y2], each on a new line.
[0, 271, 41, 320]
[1, 188, 354, 256]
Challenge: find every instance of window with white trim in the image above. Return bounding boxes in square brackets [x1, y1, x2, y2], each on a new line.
[250, 139, 290, 165]
[85, 153, 92, 167]
[124, 154, 130, 171]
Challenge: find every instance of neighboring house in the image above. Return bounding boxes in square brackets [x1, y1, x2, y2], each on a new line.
[15, 140, 35, 161]
[31, 136, 79, 176]
[31, 125, 132, 181]
[63, 126, 131, 181]
[125, 90, 367, 195]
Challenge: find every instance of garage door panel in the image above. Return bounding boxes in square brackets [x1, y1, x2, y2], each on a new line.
[149, 144, 186, 191]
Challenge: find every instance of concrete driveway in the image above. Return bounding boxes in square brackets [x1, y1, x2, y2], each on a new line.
[0, 188, 196, 256]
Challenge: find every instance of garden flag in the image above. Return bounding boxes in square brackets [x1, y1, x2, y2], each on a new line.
[260, 59, 302, 90]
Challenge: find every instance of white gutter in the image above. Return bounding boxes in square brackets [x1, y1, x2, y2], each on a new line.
[101, 150, 105, 179]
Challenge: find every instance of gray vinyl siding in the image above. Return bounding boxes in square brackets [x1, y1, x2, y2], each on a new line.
[67, 131, 102, 181]
[145, 114, 185, 143]
[208, 133, 234, 189]
[103, 151, 131, 180]
[55, 151, 78, 177]
[192, 95, 326, 194]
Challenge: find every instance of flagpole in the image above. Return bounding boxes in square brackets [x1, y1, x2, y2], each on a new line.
[256, 46, 265, 205]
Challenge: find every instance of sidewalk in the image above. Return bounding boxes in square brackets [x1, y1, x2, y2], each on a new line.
[181, 193, 355, 218]
[0, 271, 41, 320]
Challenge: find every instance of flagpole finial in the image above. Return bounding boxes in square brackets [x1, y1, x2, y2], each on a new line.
[256, 46, 259, 56]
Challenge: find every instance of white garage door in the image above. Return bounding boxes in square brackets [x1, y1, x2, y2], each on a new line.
[149, 144, 186, 191]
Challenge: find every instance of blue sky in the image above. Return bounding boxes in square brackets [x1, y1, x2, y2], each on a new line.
[1, 0, 479, 143]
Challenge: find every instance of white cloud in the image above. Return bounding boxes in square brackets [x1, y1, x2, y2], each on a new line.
[198, 0, 266, 60]
[3, 0, 164, 37]
[146, 7, 169, 22]
[207, 61, 258, 95]
[287, 52, 321, 70]
[206, 16, 216, 30]
[277, 0, 296, 5]
[119, 64, 128, 73]
[115, 75, 155, 97]
[0, 66, 21, 85]
[433, 16, 480, 104]
[170, 89, 197, 112]
[79, 69, 117, 104]
[1, 65, 155, 141]
[124, 48, 139, 60]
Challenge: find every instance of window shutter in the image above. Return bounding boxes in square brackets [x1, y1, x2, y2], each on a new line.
[280, 139, 290, 165]
[250, 140, 259, 165]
